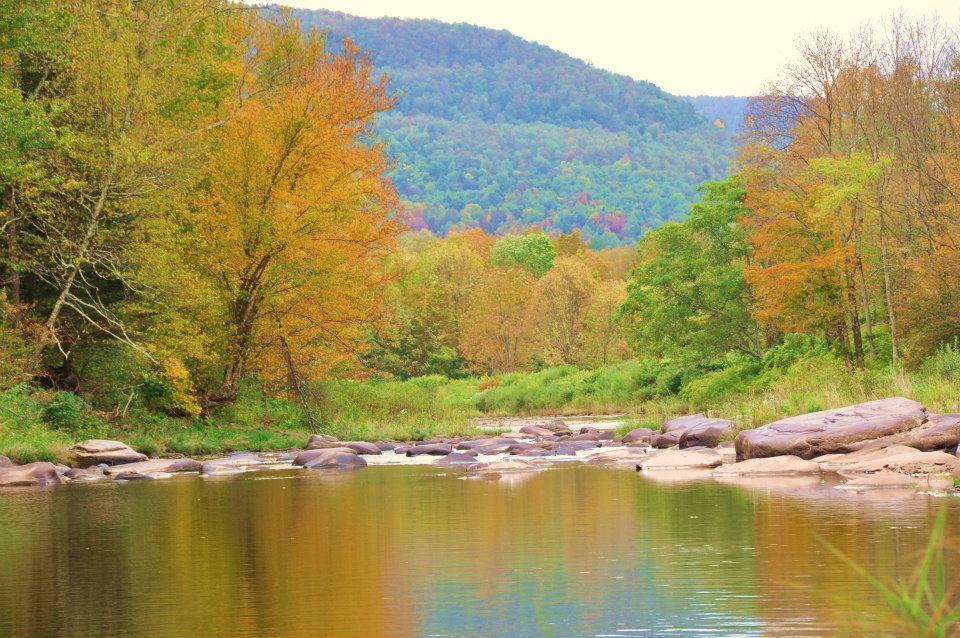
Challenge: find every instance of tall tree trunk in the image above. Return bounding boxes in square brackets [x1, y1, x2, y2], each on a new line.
[836, 322, 854, 373]
[857, 260, 876, 358]
[845, 272, 864, 368]
[881, 233, 899, 364]
[279, 330, 317, 430]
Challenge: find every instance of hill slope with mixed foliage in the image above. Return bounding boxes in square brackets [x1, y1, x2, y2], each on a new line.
[290, 8, 734, 244]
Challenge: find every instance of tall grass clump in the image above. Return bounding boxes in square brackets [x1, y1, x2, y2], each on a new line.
[819, 507, 960, 637]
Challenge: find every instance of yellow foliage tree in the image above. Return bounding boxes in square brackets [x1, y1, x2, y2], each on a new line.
[180, 23, 399, 405]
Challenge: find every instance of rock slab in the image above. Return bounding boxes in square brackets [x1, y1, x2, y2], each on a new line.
[734, 397, 927, 460]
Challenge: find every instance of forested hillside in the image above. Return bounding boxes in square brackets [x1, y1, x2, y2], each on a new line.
[291, 8, 734, 244]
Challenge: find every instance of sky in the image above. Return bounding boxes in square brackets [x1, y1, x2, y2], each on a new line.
[265, 0, 960, 95]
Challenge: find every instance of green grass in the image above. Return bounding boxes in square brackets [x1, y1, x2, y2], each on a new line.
[3, 344, 960, 465]
[819, 506, 960, 637]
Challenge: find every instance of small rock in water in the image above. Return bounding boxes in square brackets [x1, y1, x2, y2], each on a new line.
[341, 442, 382, 455]
[434, 452, 479, 466]
[104, 458, 201, 477]
[302, 451, 367, 470]
[837, 470, 922, 490]
[405, 443, 453, 457]
[584, 447, 648, 466]
[305, 434, 344, 450]
[467, 458, 547, 478]
[293, 447, 358, 466]
[712, 455, 821, 477]
[639, 448, 723, 471]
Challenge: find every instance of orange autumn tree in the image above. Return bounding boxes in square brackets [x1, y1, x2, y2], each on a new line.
[184, 20, 399, 406]
[742, 19, 960, 366]
[741, 33, 894, 368]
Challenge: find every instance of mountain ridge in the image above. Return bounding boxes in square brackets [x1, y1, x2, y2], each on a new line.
[287, 7, 744, 244]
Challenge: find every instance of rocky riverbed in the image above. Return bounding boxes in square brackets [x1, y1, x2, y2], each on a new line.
[1, 396, 959, 496]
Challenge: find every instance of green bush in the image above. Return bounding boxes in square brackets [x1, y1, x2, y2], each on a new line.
[41, 392, 103, 435]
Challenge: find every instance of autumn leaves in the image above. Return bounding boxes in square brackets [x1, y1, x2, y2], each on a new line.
[0, 3, 399, 412]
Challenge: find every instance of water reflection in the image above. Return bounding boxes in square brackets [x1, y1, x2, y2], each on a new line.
[0, 465, 955, 637]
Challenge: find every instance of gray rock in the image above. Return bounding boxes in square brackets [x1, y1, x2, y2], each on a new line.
[434, 452, 480, 466]
[555, 441, 602, 455]
[519, 424, 557, 438]
[0, 462, 63, 487]
[621, 428, 654, 445]
[653, 414, 711, 448]
[861, 413, 960, 452]
[678, 419, 735, 449]
[341, 441, 382, 455]
[70, 440, 147, 467]
[293, 447, 357, 466]
[735, 397, 928, 460]
[104, 458, 201, 476]
[305, 434, 344, 450]
[201, 462, 245, 476]
[63, 466, 106, 481]
[712, 455, 822, 476]
[0, 454, 12, 468]
[639, 448, 723, 471]
[405, 443, 453, 456]
[303, 451, 367, 470]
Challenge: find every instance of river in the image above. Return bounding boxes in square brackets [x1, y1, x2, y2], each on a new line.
[0, 463, 956, 637]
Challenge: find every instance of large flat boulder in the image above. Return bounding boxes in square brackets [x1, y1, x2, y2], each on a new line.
[0, 462, 62, 487]
[859, 413, 960, 452]
[734, 397, 927, 460]
[678, 419, 736, 449]
[713, 455, 822, 477]
[70, 440, 147, 467]
[639, 448, 723, 471]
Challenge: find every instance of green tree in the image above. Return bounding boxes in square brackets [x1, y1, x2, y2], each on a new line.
[620, 176, 762, 361]
[491, 232, 556, 277]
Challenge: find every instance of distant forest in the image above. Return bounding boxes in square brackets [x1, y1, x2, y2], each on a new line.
[292, 9, 746, 245]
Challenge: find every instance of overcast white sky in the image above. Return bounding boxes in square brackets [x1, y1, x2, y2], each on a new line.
[267, 0, 960, 95]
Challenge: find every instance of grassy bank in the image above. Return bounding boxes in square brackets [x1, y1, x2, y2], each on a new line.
[3, 342, 960, 464]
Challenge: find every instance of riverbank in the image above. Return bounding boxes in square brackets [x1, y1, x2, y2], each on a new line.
[3, 395, 960, 497]
[3, 347, 960, 465]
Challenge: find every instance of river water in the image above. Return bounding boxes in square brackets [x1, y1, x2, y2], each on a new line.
[0, 463, 956, 637]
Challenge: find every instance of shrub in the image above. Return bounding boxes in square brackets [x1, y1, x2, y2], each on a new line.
[41, 392, 103, 435]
